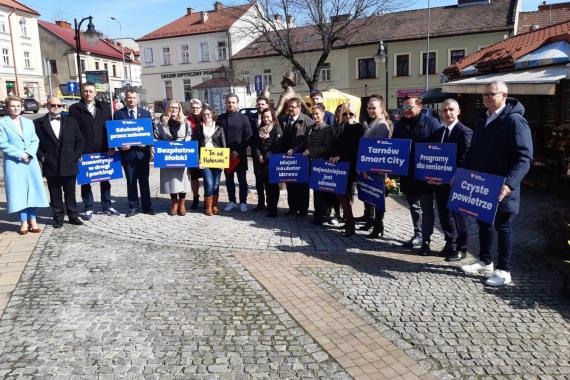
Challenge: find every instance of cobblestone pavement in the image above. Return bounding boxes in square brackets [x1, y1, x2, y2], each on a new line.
[0, 164, 568, 379]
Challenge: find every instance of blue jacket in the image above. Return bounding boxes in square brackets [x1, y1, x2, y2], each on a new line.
[113, 107, 153, 161]
[467, 98, 533, 214]
[393, 113, 442, 194]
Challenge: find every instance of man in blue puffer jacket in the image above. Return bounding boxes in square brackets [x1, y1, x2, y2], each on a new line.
[461, 81, 533, 287]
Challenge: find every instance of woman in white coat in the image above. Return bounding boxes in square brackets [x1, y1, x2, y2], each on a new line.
[0, 96, 48, 234]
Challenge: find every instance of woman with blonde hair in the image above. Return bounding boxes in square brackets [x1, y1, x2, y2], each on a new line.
[0, 96, 48, 234]
[329, 103, 364, 236]
[154, 100, 192, 216]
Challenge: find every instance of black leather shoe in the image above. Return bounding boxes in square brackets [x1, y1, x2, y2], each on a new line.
[419, 242, 431, 256]
[406, 235, 422, 249]
[52, 220, 63, 229]
[342, 224, 355, 237]
[68, 217, 84, 226]
[252, 204, 266, 211]
[142, 209, 156, 215]
[438, 246, 456, 257]
[297, 211, 308, 217]
[125, 209, 137, 218]
[265, 212, 277, 218]
[445, 249, 467, 262]
[358, 222, 373, 231]
[286, 209, 296, 216]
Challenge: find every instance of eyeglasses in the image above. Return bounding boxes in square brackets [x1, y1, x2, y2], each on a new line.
[170, 106, 180, 110]
[483, 92, 503, 98]
[191, 106, 201, 110]
[342, 112, 354, 116]
[402, 104, 415, 111]
[48, 104, 64, 108]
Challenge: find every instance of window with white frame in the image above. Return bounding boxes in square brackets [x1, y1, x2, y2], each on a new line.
[320, 63, 331, 82]
[180, 44, 190, 64]
[95, 61, 100, 70]
[263, 69, 272, 86]
[357, 58, 376, 79]
[19, 18, 27, 37]
[162, 47, 171, 65]
[420, 51, 436, 75]
[23, 51, 31, 68]
[242, 71, 251, 94]
[2, 48, 10, 66]
[183, 79, 192, 102]
[164, 80, 173, 100]
[124, 66, 128, 78]
[112, 64, 117, 77]
[449, 49, 465, 65]
[104, 62, 108, 71]
[217, 41, 227, 60]
[144, 47, 153, 64]
[0, 16, 6, 33]
[200, 42, 209, 61]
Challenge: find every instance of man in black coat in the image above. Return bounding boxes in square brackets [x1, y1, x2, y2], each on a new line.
[218, 93, 252, 213]
[429, 99, 472, 261]
[283, 97, 315, 217]
[461, 81, 533, 287]
[392, 96, 442, 255]
[69, 82, 116, 220]
[113, 89, 155, 217]
[34, 97, 85, 228]
[249, 95, 270, 211]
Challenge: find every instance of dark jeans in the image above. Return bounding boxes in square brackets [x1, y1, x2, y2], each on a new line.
[121, 149, 152, 211]
[81, 181, 111, 212]
[286, 183, 310, 214]
[258, 162, 279, 214]
[253, 159, 266, 207]
[478, 211, 516, 271]
[225, 169, 248, 204]
[202, 168, 222, 197]
[47, 176, 78, 222]
[313, 190, 335, 222]
[405, 192, 435, 242]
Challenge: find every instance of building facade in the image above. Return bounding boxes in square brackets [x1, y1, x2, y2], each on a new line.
[0, 0, 45, 103]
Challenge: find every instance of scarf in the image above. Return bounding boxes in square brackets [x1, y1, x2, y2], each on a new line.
[258, 122, 274, 140]
[167, 118, 182, 139]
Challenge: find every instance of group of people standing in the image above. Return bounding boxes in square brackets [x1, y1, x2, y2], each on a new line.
[0, 80, 532, 287]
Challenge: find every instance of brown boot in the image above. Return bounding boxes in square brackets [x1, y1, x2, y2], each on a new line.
[204, 196, 214, 216]
[177, 197, 187, 216]
[212, 195, 219, 215]
[168, 198, 178, 216]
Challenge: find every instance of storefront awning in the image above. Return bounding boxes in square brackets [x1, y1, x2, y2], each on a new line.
[442, 66, 569, 95]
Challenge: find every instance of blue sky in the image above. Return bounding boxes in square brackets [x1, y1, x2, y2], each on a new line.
[23, 0, 567, 40]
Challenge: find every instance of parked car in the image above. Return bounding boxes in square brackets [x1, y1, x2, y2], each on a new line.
[0, 101, 7, 116]
[239, 107, 258, 119]
[22, 98, 39, 113]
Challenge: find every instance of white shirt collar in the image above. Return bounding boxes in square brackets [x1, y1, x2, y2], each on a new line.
[485, 104, 506, 126]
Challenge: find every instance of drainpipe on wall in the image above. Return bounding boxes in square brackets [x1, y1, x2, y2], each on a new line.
[8, 9, 21, 97]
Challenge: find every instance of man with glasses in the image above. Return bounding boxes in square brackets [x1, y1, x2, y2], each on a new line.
[393, 96, 442, 255]
[113, 89, 154, 217]
[69, 82, 117, 219]
[461, 81, 532, 287]
[34, 97, 85, 228]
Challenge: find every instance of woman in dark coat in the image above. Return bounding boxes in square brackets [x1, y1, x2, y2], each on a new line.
[329, 103, 365, 237]
[251, 109, 283, 218]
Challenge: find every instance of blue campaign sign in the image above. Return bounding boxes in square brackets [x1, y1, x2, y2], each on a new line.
[153, 140, 199, 168]
[66, 81, 78, 94]
[106, 118, 154, 148]
[76, 153, 123, 185]
[356, 138, 411, 175]
[414, 143, 457, 184]
[356, 174, 385, 211]
[254, 75, 263, 93]
[447, 168, 506, 224]
[268, 154, 309, 183]
[309, 159, 350, 194]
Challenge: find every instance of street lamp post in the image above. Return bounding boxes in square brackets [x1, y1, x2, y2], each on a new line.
[74, 16, 102, 90]
[375, 40, 389, 110]
[110, 17, 127, 87]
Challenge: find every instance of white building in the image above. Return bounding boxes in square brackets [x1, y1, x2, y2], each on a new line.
[136, 2, 260, 112]
[0, 0, 45, 102]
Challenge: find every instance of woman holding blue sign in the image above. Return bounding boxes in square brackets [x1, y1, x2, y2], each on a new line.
[252, 109, 283, 218]
[0, 96, 49, 234]
[196, 106, 226, 216]
[154, 100, 192, 216]
[329, 103, 364, 237]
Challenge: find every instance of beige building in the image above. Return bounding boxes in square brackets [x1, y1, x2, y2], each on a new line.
[0, 0, 45, 103]
[232, 0, 519, 109]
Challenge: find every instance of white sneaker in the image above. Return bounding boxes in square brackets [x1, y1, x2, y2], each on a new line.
[240, 203, 248, 213]
[485, 270, 512, 287]
[461, 261, 494, 275]
[224, 202, 237, 212]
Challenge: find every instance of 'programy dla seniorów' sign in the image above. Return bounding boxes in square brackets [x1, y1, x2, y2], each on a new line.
[414, 143, 457, 184]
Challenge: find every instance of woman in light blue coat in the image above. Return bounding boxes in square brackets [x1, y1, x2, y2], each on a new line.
[0, 96, 48, 234]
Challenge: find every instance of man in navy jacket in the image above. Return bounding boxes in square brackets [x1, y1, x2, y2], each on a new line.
[461, 81, 533, 287]
[393, 96, 442, 255]
[113, 89, 155, 217]
[429, 99, 472, 261]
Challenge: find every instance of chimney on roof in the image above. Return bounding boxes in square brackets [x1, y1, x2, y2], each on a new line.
[201, 11, 209, 23]
[274, 14, 282, 22]
[187, 7, 193, 15]
[214, 2, 223, 11]
[55, 20, 72, 29]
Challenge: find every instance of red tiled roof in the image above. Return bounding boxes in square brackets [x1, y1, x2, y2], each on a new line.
[137, 4, 251, 42]
[0, 0, 39, 16]
[444, 20, 570, 76]
[517, 5, 570, 34]
[233, 0, 516, 60]
[39, 20, 129, 61]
